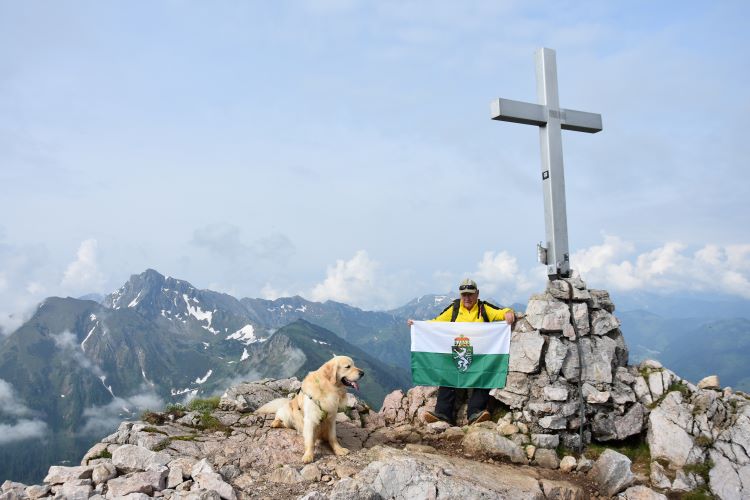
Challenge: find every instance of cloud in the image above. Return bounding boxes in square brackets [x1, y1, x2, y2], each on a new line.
[0, 378, 34, 417]
[310, 250, 396, 309]
[467, 251, 542, 305]
[0, 419, 48, 444]
[61, 239, 105, 294]
[572, 237, 750, 299]
[191, 224, 295, 263]
[0, 378, 48, 443]
[50, 331, 104, 377]
[80, 389, 163, 435]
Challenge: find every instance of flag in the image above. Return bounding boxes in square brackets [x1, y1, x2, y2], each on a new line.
[410, 320, 511, 388]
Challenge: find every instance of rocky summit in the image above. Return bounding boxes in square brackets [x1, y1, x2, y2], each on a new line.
[2, 275, 750, 499]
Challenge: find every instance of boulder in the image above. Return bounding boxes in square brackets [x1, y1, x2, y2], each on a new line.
[561, 336, 616, 384]
[588, 449, 635, 497]
[647, 393, 702, 467]
[106, 468, 168, 497]
[112, 444, 171, 473]
[539, 479, 585, 500]
[534, 449, 560, 469]
[590, 309, 620, 336]
[698, 375, 720, 390]
[43, 465, 92, 485]
[462, 428, 526, 463]
[194, 471, 237, 499]
[219, 381, 291, 412]
[618, 485, 668, 499]
[559, 456, 577, 473]
[508, 331, 545, 373]
[531, 434, 559, 449]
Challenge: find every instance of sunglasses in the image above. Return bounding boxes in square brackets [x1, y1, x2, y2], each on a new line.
[459, 285, 477, 291]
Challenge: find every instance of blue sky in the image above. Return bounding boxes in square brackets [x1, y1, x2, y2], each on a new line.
[1, 1, 749, 327]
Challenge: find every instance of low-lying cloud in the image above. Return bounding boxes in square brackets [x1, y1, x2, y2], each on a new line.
[80, 389, 164, 436]
[572, 236, 750, 299]
[310, 250, 396, 309]
[0, 378, 47, 443]
[51, 331, 104, 378]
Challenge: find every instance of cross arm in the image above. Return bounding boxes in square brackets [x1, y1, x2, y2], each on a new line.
[491, 98, 603, 134]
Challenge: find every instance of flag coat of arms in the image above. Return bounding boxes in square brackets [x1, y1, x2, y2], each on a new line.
[410, 321, 511, 388]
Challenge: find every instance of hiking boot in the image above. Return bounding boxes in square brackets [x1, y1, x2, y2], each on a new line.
[424, 410, 452, 425]
[468, 409, 491, 425]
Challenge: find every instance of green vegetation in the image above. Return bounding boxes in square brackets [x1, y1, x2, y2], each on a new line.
[586, 436, 651, 472]
[141, 410, 166, 425]
[667, 381, 691, 398]
[89, 448, 112, 460]
[142, 426, 168, 435]
[165, 403, 187, 418]
[188, 397, 221, 413]
[153, 438, 172, 452]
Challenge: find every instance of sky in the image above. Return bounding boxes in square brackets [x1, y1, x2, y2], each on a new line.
[1, 1, 749, 330]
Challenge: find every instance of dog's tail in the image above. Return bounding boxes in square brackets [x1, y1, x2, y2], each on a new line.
[255, 398, 289, 414]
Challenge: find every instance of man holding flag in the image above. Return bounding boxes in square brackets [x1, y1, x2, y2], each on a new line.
[407, 279, 515, 425]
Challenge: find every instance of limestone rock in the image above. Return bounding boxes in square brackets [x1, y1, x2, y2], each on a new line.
[539, 479, 585, 500]
[561, 336, 616, 384]
[591, 309, 620, 336]
[300, 464, 322, 482]
[589, 449, 635, 497]
[618, 485, 668, 499]
[559, 456, 577, 473]
[525, 297, 570, 333]
[647, 392, 702, 467]
[24, 485, 50, 499]
[543, 386, 569, 402]
[107, 468, 168, 497]
[91, 462, 116, 484]
[43, 465, 92, 485]
[589, 289, 615, 312]
[508, 331, 545, 373]
[112, 444, 171, 473]
[193, 471, 237, 499]
[649, 461, 671, 490]
[592, 404, 645, 441]
[534, 448, 560, 469]
[531, 434, 559, 449]
[547, 279, 591, 301]
[544, 336, 568, 379]
[462, 428, 526, 463]
[698, 375, 720, 390]
[219, 381, 287, 413]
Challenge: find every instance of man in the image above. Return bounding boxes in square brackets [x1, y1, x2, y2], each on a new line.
[407, 279, 515, 425]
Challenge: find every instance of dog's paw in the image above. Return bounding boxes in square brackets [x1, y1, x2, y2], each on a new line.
[334, 446, 350, 456]
[270, 419, 283, 428]
[302, 452, 314, 464]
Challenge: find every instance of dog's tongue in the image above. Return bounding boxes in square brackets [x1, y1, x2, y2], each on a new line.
[351, 381, 360, 391]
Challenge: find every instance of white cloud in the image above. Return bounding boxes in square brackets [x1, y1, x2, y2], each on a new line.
[310, 250, 395, 309]
[0, 379, 48, 443]
[467, 251, 541, 305]
[260, 283, 292, 300]
[0, 419, 48, 444]
[80, 389, 163, 435]
[0, 378, 34, 417]
[61, 239, 105, 294]
[572, 238, 750, 299]
[51, 331, 104, 377]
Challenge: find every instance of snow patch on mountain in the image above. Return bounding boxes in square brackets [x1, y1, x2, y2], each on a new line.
[182, 294, 219, 334]
[241, 348, 249, 361]
[128, 291, 144, 308]
[226, 324, 265, 345]
[194, 369, 213, 384]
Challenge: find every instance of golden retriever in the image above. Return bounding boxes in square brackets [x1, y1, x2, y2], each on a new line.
[256, 355, 364, 463]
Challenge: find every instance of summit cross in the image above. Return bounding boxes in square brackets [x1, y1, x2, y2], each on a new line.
[491, 48, 602, 279]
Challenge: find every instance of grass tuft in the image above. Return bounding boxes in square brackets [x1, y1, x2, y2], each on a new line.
[188, 397, 221, 413]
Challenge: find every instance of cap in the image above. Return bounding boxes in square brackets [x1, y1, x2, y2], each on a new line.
[458, 278, 478, 294]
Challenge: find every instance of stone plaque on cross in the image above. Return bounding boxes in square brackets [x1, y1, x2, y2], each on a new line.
[491, 48, 602, 279]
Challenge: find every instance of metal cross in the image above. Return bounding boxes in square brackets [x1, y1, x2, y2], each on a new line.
[491, 48, 602, 279]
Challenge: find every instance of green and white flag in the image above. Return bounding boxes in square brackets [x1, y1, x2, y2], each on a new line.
[410, 321, 511, 388]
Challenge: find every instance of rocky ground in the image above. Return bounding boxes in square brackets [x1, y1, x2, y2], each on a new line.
[1, 377, 673, 500]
